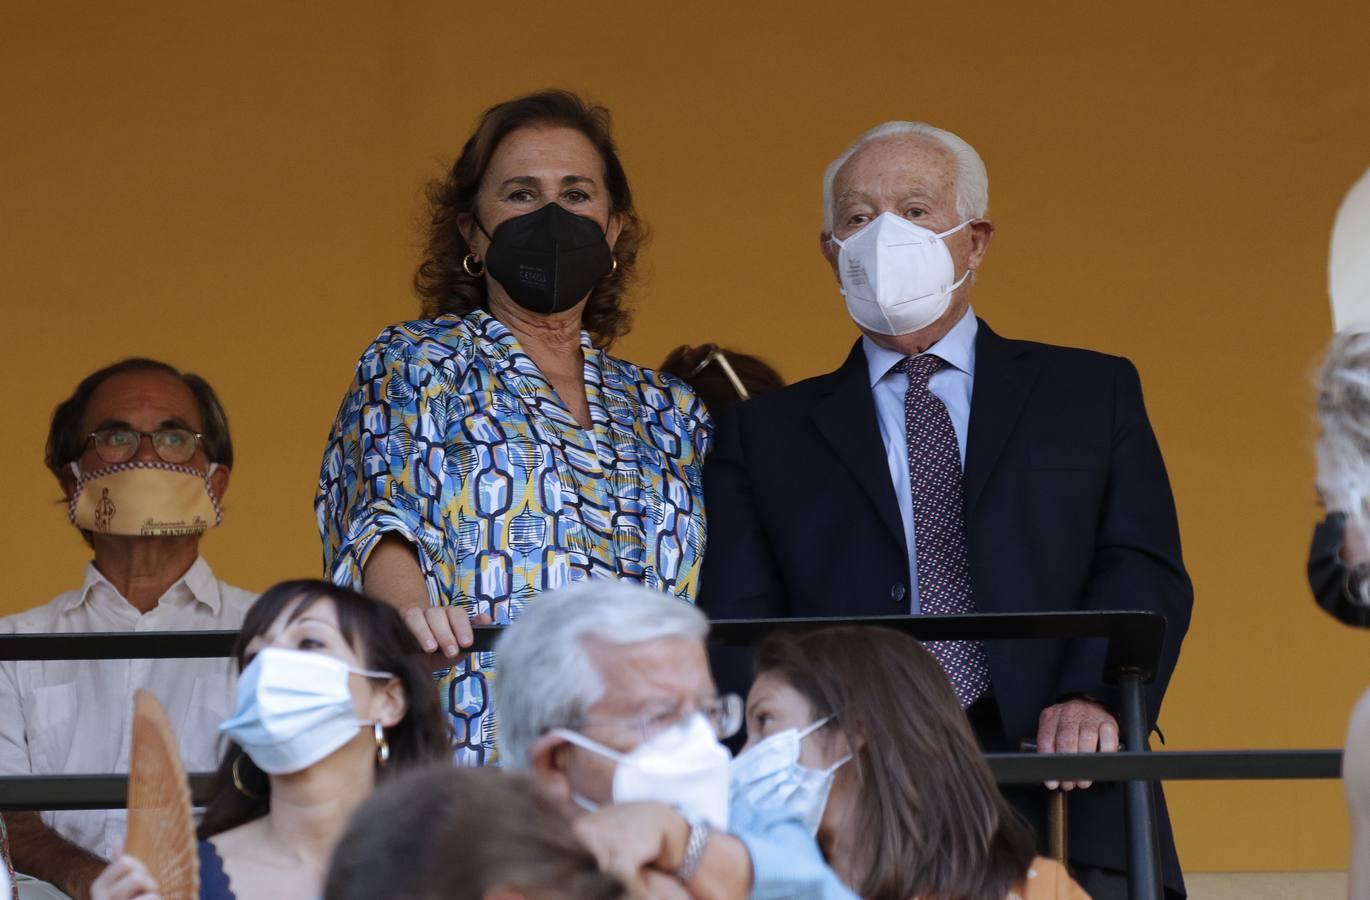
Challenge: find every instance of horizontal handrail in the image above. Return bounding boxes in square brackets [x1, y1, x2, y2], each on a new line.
[0, 610, 1168, 683]
[0, 750, 1341, 812]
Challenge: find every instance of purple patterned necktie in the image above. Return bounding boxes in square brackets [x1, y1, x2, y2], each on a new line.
[896, 354, 991, 707]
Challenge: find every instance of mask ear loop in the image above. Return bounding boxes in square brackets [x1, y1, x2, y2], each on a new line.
[797, 715, 852, 774]
[796, 715, 835, 740]
[548, 729, 626, 815]
[823, 753, 854, 775]
[936, 218, 975, 240]
[549, 728, 630, 765]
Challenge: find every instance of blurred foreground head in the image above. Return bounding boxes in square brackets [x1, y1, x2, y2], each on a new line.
[323, 766, 624, 900]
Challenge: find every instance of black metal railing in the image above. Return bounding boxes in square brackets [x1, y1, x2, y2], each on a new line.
[0, 612, 1344, 900]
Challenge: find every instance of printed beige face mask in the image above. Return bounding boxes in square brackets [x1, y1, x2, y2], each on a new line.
[68, 461, 222, 536]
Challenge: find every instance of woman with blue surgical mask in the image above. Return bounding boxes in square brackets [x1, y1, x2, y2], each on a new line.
[732, 627, 1088, 900]
[91, 580, 451, 900]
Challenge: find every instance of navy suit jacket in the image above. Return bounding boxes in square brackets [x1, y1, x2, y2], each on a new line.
[699, 319, 1193, 889]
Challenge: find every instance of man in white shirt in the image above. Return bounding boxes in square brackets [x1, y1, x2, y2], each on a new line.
[0, 359, 256, 900]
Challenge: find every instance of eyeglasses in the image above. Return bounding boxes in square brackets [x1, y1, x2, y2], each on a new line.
[85, 428, 203, 465]
[687, 346, 751, 401]
[579, 693, 745, 743]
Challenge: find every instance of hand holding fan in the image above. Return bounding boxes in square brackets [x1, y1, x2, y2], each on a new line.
[125, 689, 199, 900]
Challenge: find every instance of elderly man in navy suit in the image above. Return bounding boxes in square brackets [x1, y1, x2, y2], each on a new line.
[700, 121, 1193, 899]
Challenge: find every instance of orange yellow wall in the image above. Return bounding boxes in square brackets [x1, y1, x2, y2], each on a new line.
[3, 0, 1369, 873]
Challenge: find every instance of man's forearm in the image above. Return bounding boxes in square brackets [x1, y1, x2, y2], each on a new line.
[7, 811, 107, 899]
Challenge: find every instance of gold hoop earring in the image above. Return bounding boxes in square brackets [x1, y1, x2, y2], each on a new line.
[232, 755, 260, 799]
[609, 255, 618, 274]
[462, 253, 484, 277]
[374, 721, 390, 767]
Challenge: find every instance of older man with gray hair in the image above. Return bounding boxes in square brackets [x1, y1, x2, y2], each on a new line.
[701, 120, 1193, 898]
[495, 581, 855, 900]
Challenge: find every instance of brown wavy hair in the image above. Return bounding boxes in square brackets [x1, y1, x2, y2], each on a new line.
[754, 626, 1036, 900]
[415, 89, 646, 348]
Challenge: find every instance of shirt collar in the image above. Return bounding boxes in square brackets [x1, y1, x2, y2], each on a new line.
[62, 555, 222, 615]
[863, 305, 979, 386]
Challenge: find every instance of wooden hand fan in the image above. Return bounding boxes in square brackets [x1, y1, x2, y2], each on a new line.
[125, 689, 199, 900]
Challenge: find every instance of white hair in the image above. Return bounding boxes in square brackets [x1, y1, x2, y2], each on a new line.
[1317, 332, 1370, 606]
[493, 581, 710, 770]
[822, 121, 989, 231]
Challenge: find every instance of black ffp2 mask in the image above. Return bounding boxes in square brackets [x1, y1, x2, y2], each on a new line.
[478, 203, 613, 315]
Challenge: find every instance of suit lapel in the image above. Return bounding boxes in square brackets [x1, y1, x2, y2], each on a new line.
[811, 341, 907, 551]
[964, 320, 1040, 513]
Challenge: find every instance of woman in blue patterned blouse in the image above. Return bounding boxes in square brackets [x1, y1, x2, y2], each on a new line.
[316, 90, 712, 764]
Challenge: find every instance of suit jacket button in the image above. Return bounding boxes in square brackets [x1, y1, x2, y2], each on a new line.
[891, 583, 907, 604]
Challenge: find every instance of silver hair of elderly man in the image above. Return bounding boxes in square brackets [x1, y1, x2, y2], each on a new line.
[821, 121, 991, 230]
[493, 581, 710, 770]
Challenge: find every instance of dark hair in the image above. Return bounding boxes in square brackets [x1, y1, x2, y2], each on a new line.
[198, 580, 451, 840]
[754, 626, 1036, 900]
[659, 344, 786, 416]
[414, 89, 646, 348]
[323, 767, 625, 900]
[45, 357, 234, 476]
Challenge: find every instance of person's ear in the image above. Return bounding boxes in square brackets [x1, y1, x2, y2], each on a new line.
[58, 464, 78, 504]
[528, 732, 575, 802]
[824, 721, 862, 763]
[605, 212, 623, 251]
[819, 231, 840, 280]
[208, 465, 230, 504]
[371, 676, 408, 729]
[965, 217, 996, 272]
[457, 213, 484, 260]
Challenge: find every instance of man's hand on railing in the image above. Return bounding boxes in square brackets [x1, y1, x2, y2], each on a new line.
[1037, 699, 1120, 791]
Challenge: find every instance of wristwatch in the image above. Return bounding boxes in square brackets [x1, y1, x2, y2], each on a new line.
[676, 818, 713, 882]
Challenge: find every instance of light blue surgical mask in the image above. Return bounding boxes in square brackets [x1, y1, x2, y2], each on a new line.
[219, 647, 392, 775]
[730, 716, 852, 835]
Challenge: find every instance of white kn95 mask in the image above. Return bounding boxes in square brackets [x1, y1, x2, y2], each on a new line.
[832, 212, 973, 336]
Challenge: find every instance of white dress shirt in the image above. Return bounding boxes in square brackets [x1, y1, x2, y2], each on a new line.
[863, 306, 979, 613]
[0, 557, 255, 860]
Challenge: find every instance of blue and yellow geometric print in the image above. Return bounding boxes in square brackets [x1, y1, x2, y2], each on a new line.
[315, 310, 712, 764]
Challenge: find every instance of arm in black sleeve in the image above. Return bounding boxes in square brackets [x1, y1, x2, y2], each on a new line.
[698, 406, 787, 710]
[1050, 358, 1193, 724]
[698, 405, 787, 621]
[1309, 513, 1370, 628]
